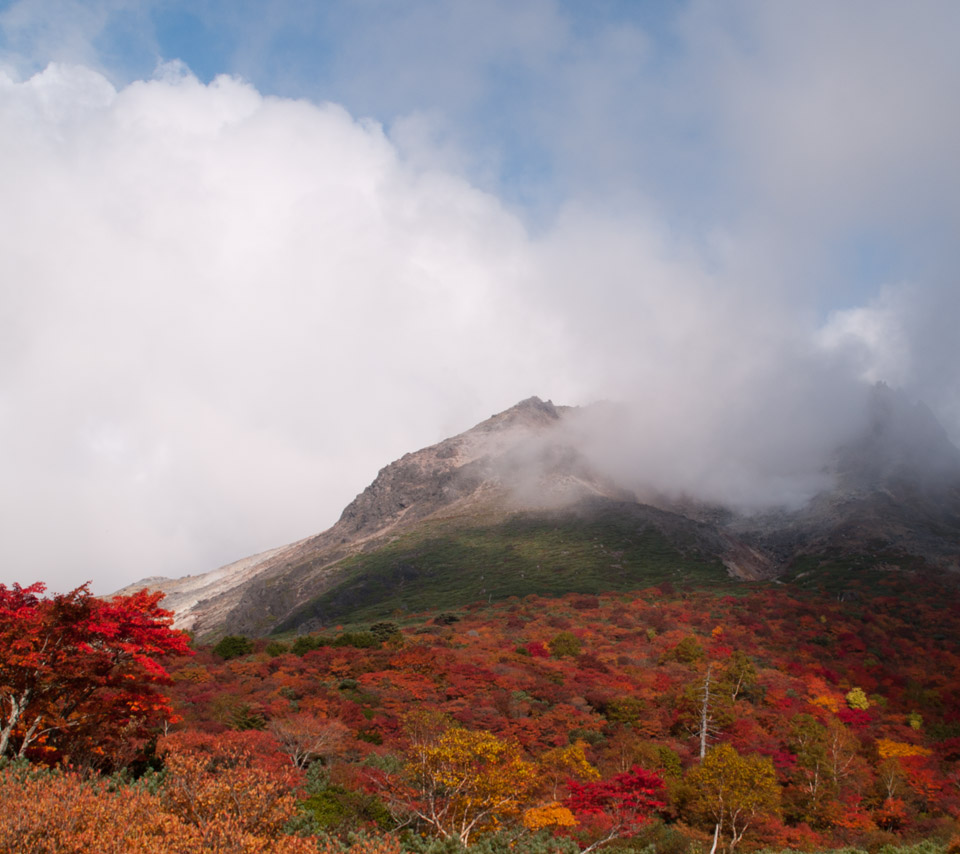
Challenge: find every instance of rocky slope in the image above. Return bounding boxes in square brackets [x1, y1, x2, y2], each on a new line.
[118, 387, 960, 637]
[117, 397, 633, 633]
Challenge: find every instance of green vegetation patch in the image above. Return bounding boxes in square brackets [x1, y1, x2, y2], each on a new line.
[273, 508, 731, 633]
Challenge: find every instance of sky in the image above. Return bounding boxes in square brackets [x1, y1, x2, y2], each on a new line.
[1, 1, 959, 593]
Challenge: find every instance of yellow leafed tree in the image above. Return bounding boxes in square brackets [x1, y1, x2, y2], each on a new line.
[538, 740, 601, 799]
[684, 744, 779, 854]
[391, 727, 534, 845]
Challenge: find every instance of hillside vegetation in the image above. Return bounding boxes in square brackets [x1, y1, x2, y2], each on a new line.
[274, 507, 730, 633]
[5, 569, 960, 853]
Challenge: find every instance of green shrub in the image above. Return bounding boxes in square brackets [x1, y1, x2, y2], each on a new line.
[605, 696, 645, 726]
[333, 631, 380, 649]
[665, 636, 703, 664]
[369, 622, 402, 642]
[265, 640, 290, 657]
[291, 634, 331, 656]
[212, 634, 253, 660]
[229, 703, 266, 731]
[549, 631, 582, 658]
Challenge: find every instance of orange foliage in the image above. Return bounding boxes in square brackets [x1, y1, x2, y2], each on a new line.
[876, 738, 932, 759]
[522, 802, 579, 831]
[0, 765, 316, 854]
[158, 731, 302, 839]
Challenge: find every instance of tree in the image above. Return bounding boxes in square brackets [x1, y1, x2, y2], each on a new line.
[684, 744, 780, 854]
[698, 666, 717, 760]
[537, 740, 601, 800]
[784, 714, 833, 827]
[385, 726, 534, 844]
[721, 651, 757, 702]
[564, 764, 666, 853]
[845, 687, 870, 710]
[268, 714, 351, 769]
[674, 666, 732, 759]
[0, 582, 191, 766]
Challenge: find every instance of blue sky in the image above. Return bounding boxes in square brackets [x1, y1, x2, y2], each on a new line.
[1, 1, 959, 592]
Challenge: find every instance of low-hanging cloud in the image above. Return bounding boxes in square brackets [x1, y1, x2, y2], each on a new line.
[2, 2, 959, 594]
[0, 64, 560, 592]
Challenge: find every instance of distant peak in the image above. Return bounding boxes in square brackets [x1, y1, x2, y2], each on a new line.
[840, 382, 960, 486]
[513, 396, 558, 415]
[473, 396, 564, 433]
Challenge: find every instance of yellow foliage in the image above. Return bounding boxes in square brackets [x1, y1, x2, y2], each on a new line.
[422, 728, 534, 802]
[876, 739, 932, 759]
[401, 727, 535, 844]
[845, 687, 870, 710]
[538, 740, 600, 798]
[523, 803, 579, 831]
[684, 744, 780, 850]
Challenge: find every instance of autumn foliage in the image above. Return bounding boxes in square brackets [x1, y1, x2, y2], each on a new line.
[3, 571, 960, 852]
[0, 582, 191, 767]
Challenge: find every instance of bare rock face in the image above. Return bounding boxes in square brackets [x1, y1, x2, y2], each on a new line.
[120, 387, 960, 636]
[332, 396, 574, 539]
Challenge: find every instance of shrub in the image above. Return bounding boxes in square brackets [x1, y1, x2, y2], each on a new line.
[292, 634, 331, 656]
[846, 687, 870, 710]
[549, 631, 582, 658]
[212, 635, 253, 660]
[266, 640, 290, 657]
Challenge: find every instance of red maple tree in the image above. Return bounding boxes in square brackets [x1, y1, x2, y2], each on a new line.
[564, 764, 666, 852]
[0, 582, 191, 767]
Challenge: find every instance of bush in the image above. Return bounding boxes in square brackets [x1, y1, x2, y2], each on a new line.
[664, 636, 703, 664]
[846, 687, 870, 710]
[266, 640, 290, 657]
[549, 631, 582, 658]
[296, 785, 394, 834]
[292, 635, 331, 656]
[369, 622, 402, 643]
[213, 635, 253, 660]
[605, 697, 645, 726]
[333, 632, 380, 649]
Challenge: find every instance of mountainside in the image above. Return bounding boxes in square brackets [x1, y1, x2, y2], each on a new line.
[119, 387, 960, 638]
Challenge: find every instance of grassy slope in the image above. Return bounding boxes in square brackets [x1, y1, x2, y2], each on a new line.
[273, 509, 733, 633]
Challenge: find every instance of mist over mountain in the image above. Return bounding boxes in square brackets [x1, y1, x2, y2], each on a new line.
[119, 382, 960, 638]
[4, 6, 960, 596]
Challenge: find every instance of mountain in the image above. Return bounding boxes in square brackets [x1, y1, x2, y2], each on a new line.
[118, 387, 960, 638]
[725, 383, 960, 584]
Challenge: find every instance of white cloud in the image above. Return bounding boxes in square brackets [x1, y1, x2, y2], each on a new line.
[0, 64, 562, 592]
[819, 289, 911, 387]
[3, 2, 960, 594]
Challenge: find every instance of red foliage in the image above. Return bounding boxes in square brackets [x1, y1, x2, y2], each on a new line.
[564, 764, 666, 837]
[837, 708, 872, 728]
[0, 582, 191, 767]
[525, 641, 550, 658]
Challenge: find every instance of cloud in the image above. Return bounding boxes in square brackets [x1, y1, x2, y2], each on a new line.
[0, 64, 561, 592]
[2, 2, 959, 594]
[531, 206, 874, 511]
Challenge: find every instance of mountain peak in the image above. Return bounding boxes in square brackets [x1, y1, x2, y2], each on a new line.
[838, 382, 960, 488]
[472, 396, 564, 433]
